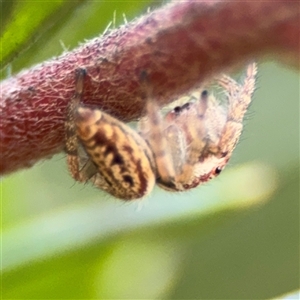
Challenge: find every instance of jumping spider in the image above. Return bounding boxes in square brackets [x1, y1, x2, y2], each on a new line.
[65, 63, 257, 200]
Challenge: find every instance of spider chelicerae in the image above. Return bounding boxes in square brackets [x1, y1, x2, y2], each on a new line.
[65, 63, 257, 200]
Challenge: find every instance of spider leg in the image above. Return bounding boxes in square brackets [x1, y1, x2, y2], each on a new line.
[175, 90, 208, 186]
[217, 63, 257, 155]
[65, 68, 97, 182]
[164, 124, 186, 175]
[140, 100, 176, 188]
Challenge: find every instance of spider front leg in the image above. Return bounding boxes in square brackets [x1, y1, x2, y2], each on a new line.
[217, 62, 257, 156]
[65, 69, 156, 200]
[139, 99, 177, 190]
[175, 91, 209, 185]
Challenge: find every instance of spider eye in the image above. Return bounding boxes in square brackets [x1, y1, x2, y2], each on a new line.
[215, 167, 222, 175]
[173, 106, 182, 114]
[201, 90, 208, 98]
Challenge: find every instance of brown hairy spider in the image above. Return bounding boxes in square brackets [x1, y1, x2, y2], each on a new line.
[65, 63, 257, 200]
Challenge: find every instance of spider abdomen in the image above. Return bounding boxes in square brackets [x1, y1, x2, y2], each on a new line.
[75, 106, 156, 200]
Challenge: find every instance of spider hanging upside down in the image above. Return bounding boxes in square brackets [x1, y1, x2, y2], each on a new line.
[65, 63, 257, 200]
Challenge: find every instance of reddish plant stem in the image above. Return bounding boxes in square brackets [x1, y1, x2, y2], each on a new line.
[0, 0, 299, 175]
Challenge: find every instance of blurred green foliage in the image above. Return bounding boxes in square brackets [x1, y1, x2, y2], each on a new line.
[1, 1, 299, 299]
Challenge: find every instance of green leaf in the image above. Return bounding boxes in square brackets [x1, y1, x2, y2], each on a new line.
[1, 0, 71, 68]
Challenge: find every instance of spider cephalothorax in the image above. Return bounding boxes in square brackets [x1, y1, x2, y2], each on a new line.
[65, 63, 257, 200]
